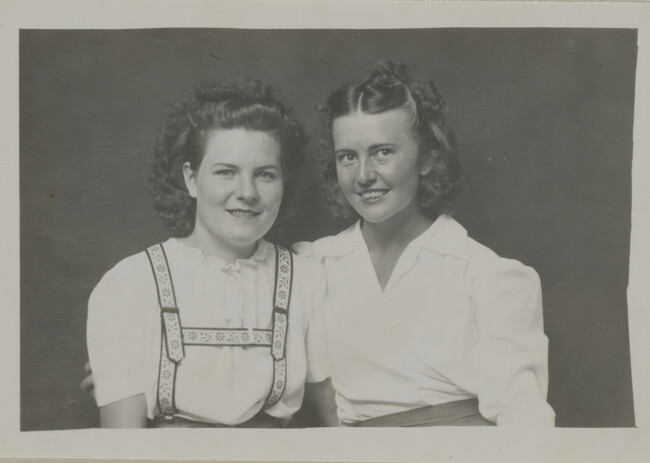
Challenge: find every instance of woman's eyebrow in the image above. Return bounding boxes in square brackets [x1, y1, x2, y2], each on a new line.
[210, 162, 238, 169]
[255, 165, 281, 171]
[368, 143, 398, 150]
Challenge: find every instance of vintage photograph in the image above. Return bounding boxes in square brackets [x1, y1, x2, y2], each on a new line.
[20, 27, 636, 430]
[2, 1, 649, 461]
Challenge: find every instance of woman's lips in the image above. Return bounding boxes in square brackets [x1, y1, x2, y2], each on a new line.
[358, 189, 390, 202]
[227, 209, 261, 217]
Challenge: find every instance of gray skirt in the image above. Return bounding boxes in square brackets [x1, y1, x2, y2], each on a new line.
[348, 398, 495, 427]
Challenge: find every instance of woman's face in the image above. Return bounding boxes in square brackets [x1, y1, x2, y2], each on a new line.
[332, 109, 431, 225]
[184, 128, 284, 253]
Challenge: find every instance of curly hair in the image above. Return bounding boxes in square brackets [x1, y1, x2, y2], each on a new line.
[149, 80, 308, 237]
[316, 60, 463, 218]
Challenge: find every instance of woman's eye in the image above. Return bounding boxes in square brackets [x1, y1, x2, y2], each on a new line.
[257, 171, 277, 181]
[214, 169, 235, 177]
[337, 152, 357, 164]
[375, 148, 393, 159]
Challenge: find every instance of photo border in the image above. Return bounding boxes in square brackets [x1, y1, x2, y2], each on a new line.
[1, 1, 649, 462]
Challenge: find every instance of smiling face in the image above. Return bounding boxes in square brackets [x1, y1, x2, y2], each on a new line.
[183, 128, 283, 258]
[332, 109, 432, 226]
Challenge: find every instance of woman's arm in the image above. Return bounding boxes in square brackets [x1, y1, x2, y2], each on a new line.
[99, 394, 148, 428]
[87, 255, 154, 426]
[472, 256, 555, 426]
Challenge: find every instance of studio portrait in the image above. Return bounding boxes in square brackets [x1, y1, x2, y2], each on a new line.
[18, 26, 636, 435]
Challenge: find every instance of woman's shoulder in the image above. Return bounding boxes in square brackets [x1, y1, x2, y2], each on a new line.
[467, 236, 539, 278]
[292, 222, 358, 258]
[90, 242, 169, 300]
[464, 235, 541, 301]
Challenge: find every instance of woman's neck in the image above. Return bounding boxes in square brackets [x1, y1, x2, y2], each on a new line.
[361, 202, 434, 253]
[181, 227, 258, 264]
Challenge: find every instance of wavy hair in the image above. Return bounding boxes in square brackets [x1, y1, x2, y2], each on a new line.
[149, 80, 308, 237]
[316, 60, 463, 218]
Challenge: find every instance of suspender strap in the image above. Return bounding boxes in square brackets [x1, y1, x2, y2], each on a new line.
[263, 245, 293, 410]
[146, 244, 185, 363]
[146, 242, 294, 418]
[182, 327, 273, 346]
[146, 243, 183, 418]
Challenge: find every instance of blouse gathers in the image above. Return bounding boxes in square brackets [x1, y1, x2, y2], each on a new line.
[86, 238, 328, 425]
[294, 214, 556, 426]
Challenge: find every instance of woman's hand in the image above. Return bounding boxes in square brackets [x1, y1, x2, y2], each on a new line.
[80, 361, 95, 396]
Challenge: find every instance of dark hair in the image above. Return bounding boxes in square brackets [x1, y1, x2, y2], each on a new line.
[316, 60, 462, 218]
[149, 80, 308, 237]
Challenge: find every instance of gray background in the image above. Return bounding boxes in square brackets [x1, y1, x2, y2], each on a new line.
[20, 28, 636, 430]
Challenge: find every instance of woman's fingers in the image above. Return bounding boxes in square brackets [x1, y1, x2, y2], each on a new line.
[80, 374, 95, 393]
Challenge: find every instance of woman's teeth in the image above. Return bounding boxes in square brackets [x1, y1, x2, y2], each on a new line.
[228, 209, 258, 216]
[360, 190, 388, 200]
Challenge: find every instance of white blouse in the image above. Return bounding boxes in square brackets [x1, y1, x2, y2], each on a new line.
[87, 238, 328, 425]
[294, 215, 555, 426]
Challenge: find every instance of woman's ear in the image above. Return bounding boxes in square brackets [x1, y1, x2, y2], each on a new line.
[183, 162, 198, 198]
[419, 151, 435, 176]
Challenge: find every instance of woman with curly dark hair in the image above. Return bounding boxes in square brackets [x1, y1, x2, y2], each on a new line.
[296, 60, 555, 427]
[85, 80, 330, 428]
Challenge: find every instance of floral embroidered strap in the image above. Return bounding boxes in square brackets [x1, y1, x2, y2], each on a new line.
[263, 244, 293, 410]
[147, 243, 293, 420]
[146, 243, 184, 417]
[182, 328, 273, 346]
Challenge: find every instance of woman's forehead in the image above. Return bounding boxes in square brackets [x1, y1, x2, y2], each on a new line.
[332, 110, 415, 148]
[202, 128, 282, 166]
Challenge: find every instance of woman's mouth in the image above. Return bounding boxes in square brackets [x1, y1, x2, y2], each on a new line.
[227, 209, 260, 217]
[358, 189, 390, 202]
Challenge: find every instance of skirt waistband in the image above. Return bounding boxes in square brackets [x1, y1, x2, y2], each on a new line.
[349, 398, 495, 427]
[149, 412, 284, 428]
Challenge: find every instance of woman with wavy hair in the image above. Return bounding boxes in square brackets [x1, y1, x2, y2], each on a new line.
[296, 60, 555, 427]
[85, 80, 329, 428]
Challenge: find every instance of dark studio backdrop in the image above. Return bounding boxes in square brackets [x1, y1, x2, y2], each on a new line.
[19, 28, 636, 430]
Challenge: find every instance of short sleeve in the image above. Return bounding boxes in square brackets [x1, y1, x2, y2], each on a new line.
[293, 242, 330, 383]
[471, 255, 556, 426]
[86, 255, 156, 407]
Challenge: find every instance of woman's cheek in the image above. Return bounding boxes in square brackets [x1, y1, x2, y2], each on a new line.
[265, 181, 284, 214]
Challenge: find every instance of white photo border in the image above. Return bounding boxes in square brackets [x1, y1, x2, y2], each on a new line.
[1, 1, 649, 462]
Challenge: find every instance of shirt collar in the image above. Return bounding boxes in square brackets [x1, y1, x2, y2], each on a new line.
[310, 222, 358, 257]
[170, 237, 275, 271]
[412, 214, 469, 259]
[311, 214, 468, 260]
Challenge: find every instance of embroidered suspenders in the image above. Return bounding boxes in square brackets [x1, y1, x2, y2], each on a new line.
[145, 243, 293, 420]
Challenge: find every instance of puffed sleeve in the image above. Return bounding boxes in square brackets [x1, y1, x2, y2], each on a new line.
[293, 241, 330, 383]
[86, 254, 156, 408]
[471, 255, 556, 426]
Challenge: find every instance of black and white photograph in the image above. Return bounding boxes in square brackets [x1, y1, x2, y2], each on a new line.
[1, 1, 650, 462]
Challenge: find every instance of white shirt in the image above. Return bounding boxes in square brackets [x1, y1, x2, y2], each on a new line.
[87, 238, 328, 425]
[294, 215, 555, 426]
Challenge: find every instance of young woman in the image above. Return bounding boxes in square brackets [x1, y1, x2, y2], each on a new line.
[295, 61, 556, 427]
[85, 80, 330, 428]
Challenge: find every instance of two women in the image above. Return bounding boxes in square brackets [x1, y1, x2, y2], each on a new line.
[85, 61, 554, 427]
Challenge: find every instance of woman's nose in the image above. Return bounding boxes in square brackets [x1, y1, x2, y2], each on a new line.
[356, 158, 377, 185]
[235, 175, 259, 202]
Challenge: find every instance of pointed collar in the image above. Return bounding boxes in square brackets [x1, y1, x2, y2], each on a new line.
[310, 214, 468, 260]
[411, 214, 469, 259]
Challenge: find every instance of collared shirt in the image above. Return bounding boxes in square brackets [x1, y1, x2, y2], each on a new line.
[294, 215, 555, 426]
[87, 238, 328, 425]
